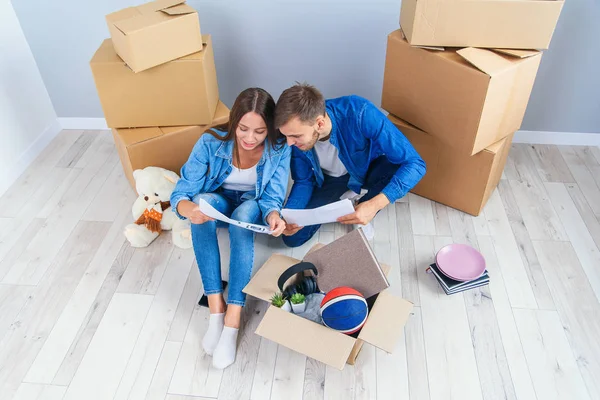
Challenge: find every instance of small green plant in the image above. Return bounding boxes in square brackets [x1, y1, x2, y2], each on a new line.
[270, 292, 287, 308]
[290, 293, 306, 305]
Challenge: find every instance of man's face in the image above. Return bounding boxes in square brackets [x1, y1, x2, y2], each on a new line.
[279, 117, 320, 151]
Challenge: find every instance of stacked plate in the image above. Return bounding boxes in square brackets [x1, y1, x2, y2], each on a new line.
[428, 244, 489, 295]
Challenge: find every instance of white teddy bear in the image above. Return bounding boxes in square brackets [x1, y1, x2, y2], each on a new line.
[124, 166, 192, 249]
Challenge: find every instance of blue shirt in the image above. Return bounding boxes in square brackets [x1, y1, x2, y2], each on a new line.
[170, 130, 292, 225]
[285, 95, 426, 209]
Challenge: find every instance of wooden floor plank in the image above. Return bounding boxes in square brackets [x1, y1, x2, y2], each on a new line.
[0, 130, 83, 218]
[483, 190, 538, 309]
[496, 181, 555, 310]
[62, 293, 153, 400]
[533, 240, 600, 399]
[477, 237, 537, 400]
[559, 146, 600, 217]
[545, 182, 600, 302]
[0, 221, 110, 398]
[514, 309, 591, 400]
[414, 235, 483, 400]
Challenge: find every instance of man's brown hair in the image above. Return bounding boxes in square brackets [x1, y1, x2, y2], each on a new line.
[275, 82, 326, 129]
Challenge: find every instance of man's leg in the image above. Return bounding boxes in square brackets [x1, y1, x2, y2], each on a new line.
[358, 156, 400, 204]
[282, 174, 350, 247]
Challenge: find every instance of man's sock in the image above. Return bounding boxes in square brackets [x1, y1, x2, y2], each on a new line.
[202, 313, 224, 356]
[212, 326, 239, 369]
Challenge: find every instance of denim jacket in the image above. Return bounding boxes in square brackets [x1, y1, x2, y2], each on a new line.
[285, 95, 426, 209]
[171, 130, 291, 225]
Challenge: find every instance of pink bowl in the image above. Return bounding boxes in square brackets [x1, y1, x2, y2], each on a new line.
[435, 244, 486, 281]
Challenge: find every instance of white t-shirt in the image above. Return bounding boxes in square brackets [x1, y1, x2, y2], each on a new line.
[314, 138, 348, 177]
[221, 164, 257, 192]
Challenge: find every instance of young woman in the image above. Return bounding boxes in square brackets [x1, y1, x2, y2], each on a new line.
[171, 88, 290, 369]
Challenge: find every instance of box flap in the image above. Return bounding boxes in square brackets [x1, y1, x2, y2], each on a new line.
[358, 290, 413, 352]
[491, 48, 540, 59]
[243, 254, 301, 302]
[138, 0, 186, 13]
[115, 127, 164, 147]
[456, 47, 516, 76]
[113, 12, 170, 34]
[256, 306, 356, 370]
[161, 3, 196, 15]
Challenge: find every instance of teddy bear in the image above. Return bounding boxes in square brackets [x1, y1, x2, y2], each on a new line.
[124, 166, 192, 249]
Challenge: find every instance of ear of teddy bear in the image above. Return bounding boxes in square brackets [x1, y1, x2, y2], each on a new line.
[132, 169, 143, 182]
[163, 170, 180, 184]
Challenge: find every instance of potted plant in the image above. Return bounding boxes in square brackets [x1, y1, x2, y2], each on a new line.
[290, 293, 306, 313]
[270, 292, 291, 312]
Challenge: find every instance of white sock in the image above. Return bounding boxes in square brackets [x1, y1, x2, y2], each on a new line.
[212, 326, 239, 369]
[202, 313, 224, 356]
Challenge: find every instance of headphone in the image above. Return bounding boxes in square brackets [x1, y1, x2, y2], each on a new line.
[277, 262, 321, 299]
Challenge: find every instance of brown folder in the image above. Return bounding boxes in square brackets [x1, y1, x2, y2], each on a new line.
[303, 229, 390, 298]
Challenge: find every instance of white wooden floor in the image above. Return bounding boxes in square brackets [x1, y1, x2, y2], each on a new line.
[1, 130, 599, 400]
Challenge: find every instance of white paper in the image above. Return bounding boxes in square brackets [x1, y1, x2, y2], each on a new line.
[281, 199, 355, 226]
[198, 199, 274, 234]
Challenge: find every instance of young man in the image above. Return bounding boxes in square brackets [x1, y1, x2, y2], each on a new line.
[276, 83, 426, 247]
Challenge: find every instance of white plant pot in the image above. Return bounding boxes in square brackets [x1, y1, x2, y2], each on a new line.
[291, 302, 306, 314]
[280, 300, 292, 312]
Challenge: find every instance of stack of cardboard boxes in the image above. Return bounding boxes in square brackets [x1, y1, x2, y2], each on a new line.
[382, 0, 564, 216]
[89, 0, 230, 188]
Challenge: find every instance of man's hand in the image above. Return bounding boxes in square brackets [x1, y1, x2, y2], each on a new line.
[282, 223, 303, 236]
[337, 194, 390, 225]
[177, 200, 214, 225]
[267, 211, 286, 237]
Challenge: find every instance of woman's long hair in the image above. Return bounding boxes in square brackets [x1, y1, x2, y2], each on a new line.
[206, 88, 285, 167]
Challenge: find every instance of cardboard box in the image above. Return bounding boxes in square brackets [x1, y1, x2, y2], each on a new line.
[389, 114, 512, 216]
[113, 100, 229, 189]
[90, 34, 219, 129]
[243, 243, 414, 370]
[382, 30, 541, 156]
[106, 0, 203, 72]
[400, 0, 564, 50]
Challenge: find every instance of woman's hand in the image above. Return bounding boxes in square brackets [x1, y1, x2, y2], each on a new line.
[177, 200, 214, 225]
[267, 211, 286, 237]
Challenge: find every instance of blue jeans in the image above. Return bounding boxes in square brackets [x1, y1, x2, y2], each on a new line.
[191, 189, 262, 306]
[282, 156, 399, 248]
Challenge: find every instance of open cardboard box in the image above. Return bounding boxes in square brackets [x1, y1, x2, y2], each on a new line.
[243, 243, 413, 370]
[382, 29, 541, 156]
[113, 100, 229, 189]
[388, 114, 512, 216]
[400, 0, 564, 50]
[90, 34, 219, 128]
[106, 0, 203, 72]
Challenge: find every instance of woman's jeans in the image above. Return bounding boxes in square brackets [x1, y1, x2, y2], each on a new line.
[191, 189, 262, 307]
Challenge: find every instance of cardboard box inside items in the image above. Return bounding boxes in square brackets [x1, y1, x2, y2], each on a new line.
[90, 34, 219, 129]
[400, 0, 564, 50]
[388, 114, 513, 216]
[244, 236, 414, 370]
[113, 100, 229, 189]
[106, 0, 203, 72]
[382, 30, 542, 156]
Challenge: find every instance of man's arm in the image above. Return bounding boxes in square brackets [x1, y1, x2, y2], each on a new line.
[359, 102, 426, 203]
[338, 101, 426, 226]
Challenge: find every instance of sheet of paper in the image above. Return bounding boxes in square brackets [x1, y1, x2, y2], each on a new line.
[198, 199, 273, 234]
[281, 199, 355, 226]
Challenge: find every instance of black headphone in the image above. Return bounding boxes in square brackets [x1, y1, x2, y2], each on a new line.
[277, 262, 321, 299]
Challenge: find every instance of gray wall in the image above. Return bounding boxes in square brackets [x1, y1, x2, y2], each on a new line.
[11, 0, 600, 133]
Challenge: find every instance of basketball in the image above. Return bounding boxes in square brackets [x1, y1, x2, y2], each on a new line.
[320, 287, 369, 334]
